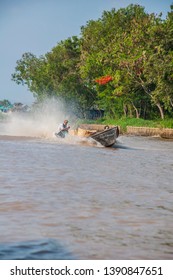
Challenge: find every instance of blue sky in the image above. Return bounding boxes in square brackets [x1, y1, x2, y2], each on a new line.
[0, 0, 172, 104]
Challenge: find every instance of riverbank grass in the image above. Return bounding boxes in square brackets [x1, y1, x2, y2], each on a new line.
[80, 117, 173, 132]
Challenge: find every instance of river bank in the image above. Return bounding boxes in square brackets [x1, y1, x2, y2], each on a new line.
[1, 114, 173, 139]
[71, 124, 173, 139]
[126, 126, 173, 139]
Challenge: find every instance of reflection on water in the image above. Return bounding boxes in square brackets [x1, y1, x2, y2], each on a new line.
[0, 239, 75, 260]
[0, 132, 173, 259]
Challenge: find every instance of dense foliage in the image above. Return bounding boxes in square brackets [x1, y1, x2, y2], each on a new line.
[12, 4, 173, 119]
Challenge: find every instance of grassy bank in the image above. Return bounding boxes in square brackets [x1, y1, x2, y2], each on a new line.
[78, 117, 173, 133]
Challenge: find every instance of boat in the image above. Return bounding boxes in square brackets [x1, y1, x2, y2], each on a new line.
[55, 131, 66, 138]
[58, 124, 119, 147]
[55, 131, 69, 138]
[89, 126, 119, 147]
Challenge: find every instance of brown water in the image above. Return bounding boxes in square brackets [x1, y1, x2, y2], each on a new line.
[0, 124, 173, 259]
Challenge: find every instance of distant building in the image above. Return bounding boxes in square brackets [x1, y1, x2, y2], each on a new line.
[0, 104, 13, 113]
[0, 102, 30, 113]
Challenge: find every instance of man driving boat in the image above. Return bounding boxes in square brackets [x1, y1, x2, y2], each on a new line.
[55, 119, 70, 138]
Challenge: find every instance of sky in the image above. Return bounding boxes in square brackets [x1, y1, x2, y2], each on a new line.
[0, 0, 172, 105]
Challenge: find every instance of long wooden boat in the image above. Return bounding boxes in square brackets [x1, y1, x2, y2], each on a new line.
[89, 126, 119, 147]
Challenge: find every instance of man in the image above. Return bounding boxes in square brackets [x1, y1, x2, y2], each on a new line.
[55, 120, 70, 138]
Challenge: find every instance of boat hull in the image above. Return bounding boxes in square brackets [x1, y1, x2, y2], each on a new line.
[90, 126, 119, 147]
[55, 131, 67, 138]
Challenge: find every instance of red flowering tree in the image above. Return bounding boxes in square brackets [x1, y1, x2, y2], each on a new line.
[95, 75, 113, 85]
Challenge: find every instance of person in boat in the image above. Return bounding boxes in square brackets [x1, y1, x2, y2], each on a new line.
[56, 119, 70, 138]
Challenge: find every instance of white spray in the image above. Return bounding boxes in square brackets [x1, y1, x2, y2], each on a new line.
[1, 98, 74, 138]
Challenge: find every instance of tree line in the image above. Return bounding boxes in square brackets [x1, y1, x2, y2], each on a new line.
[12, 4, 173, 119]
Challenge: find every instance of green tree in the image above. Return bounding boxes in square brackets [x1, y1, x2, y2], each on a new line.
[12, 52, 51, 99]
[12, 37, 97, 117]
[45, 36, 97, 117]
[80, 5, 153, 117]
[12, 4, 173, 120]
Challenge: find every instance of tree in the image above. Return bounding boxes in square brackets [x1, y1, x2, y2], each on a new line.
[45, 36, 97, 117]
[0, 99, 12, 106]
[12, 4, 173, 119]
[12, 52, 51, 99]
[80, 5, 153, 117]
[12, 37, 97, 117]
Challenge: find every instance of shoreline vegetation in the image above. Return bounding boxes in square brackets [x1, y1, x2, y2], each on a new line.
[11, 4, 173, 122]
[74, 117, 173, 139]
[79, 117, 173, 131]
